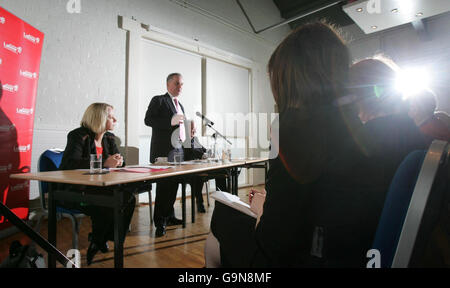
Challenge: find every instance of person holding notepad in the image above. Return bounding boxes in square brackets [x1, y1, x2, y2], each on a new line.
[206, 21, 387, 267]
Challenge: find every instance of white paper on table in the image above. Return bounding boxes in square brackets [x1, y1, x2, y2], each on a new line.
[126, 165, 173, 169]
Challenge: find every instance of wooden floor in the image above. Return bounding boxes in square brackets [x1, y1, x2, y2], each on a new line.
[0, 185, 262, 268]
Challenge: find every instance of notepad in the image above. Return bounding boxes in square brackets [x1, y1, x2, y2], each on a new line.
[180, 160, 209, 164]
[112, 166, 170, 173]
[210, 191, 257, 218]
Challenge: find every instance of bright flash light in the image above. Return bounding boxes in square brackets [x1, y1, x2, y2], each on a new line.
[395, 68, 431, 99]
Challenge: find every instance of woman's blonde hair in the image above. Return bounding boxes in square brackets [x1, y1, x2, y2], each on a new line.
[80, 103, 113, 134]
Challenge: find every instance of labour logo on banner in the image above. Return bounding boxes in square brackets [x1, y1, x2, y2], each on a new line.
[16, 107, 34, 116]
[13, 144, 31, 153]
[19, 70, 37, 79]
[2, 83, 19, 93]
[3, 41, 22, 54]
[9, 181, 29, 192]
[23, 32, 40, 44]
[0, 163, 12, 173]
[0, 123, 15, 132]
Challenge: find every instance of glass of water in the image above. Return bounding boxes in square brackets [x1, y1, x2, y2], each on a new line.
[174, 152, 183, 165]
[215, 147, 222, 162]
[222, 148, 231, 163]
[226, 149, 232, 161]
[90, 154, 102, 174]
[206, 149, 214, 162]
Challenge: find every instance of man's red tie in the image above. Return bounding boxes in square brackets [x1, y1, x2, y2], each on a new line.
[174, 98, 186, 142]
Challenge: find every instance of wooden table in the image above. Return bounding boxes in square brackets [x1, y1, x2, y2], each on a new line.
[228, 157, 269, 195]
[10, 158, 268, 268]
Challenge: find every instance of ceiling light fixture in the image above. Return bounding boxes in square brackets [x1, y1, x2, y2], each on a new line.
[356, 7, 363, 12]
[416, 12, 423, 17]
[371, 25, 378, 29]
[391, 8, 399, 13]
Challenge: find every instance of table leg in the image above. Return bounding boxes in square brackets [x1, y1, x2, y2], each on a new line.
[182, 182, 186, 228]
[113, 188, 124, 268]
[226, 169, 232, 192]
[191, 179, 196, 224]
[48, 183, 57, 268]
[265, 161, 268, 185]
[231, 168, 235, 195]
[232, 167, 238, 195]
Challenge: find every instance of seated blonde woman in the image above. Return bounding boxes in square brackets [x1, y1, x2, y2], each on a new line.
[59, 103, 135, 265]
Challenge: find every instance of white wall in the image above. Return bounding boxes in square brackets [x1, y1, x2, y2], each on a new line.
[345, 12, 450, 113]
[0, 0, 289, 199]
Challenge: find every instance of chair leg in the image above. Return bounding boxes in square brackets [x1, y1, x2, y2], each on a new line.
[68, 215, 80, 250]
[148, 190, 153, 228]
[34, 214, 45, 234]
[206, 181, 210, 207]
[76, 218, 82, 245]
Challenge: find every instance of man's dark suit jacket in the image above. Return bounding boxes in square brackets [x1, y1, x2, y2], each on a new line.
[144, 93, 185, 163]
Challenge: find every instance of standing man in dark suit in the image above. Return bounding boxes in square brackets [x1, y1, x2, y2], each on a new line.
[145, 73, 192, 237]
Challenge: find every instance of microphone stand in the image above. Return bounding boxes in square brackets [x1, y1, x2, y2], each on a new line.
[204, 122, 232, 160]
[206, 123, 232, 146]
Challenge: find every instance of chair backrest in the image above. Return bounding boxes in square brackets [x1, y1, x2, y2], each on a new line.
[124, 146, 139, 166]
[392, 140, 449, 267]
[37, 149, 64, 210]
[372, 150, 426, 267]
[372, 140, 449, 268]
[435, 111, 450, 129]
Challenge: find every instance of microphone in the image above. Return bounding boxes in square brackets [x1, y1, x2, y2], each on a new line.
[196, 112, 214, 126]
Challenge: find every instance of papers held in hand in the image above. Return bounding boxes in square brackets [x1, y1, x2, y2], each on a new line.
[210, 191, 257, 218]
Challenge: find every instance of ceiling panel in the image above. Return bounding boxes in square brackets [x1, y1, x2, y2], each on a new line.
[272, 0, 355, 28]
[343, 0, 450, 34]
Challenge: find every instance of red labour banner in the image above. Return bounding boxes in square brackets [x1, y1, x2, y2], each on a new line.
[0, 6, 44, 230]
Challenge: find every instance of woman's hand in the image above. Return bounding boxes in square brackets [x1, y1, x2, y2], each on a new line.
[249, 188, 266, 219]
[114, 154, 124, 167]
[104, 154, 123, 168]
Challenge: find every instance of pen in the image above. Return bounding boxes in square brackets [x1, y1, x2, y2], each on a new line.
[249, 190, 255, 203]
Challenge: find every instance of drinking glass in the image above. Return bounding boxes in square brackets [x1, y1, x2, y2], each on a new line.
[226, 149, 232, 161]
[222, 148, 231, 163]
[90, 154, 102, 174]
[206, 149, 214, 162]
[215, 147, 222, 162]
[174, 152, 183, 165]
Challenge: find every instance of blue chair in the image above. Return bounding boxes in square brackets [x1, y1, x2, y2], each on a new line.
[372, 150, 426, 267]
[372, 140, 449, 267]
[35, 149, 85, 250]
[392, 140, 449, 267]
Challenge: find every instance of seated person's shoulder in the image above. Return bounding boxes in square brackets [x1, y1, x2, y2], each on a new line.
[104, 132, 119, 144]
[104, 131, 116, 138]
[67, 126, 90, 139]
